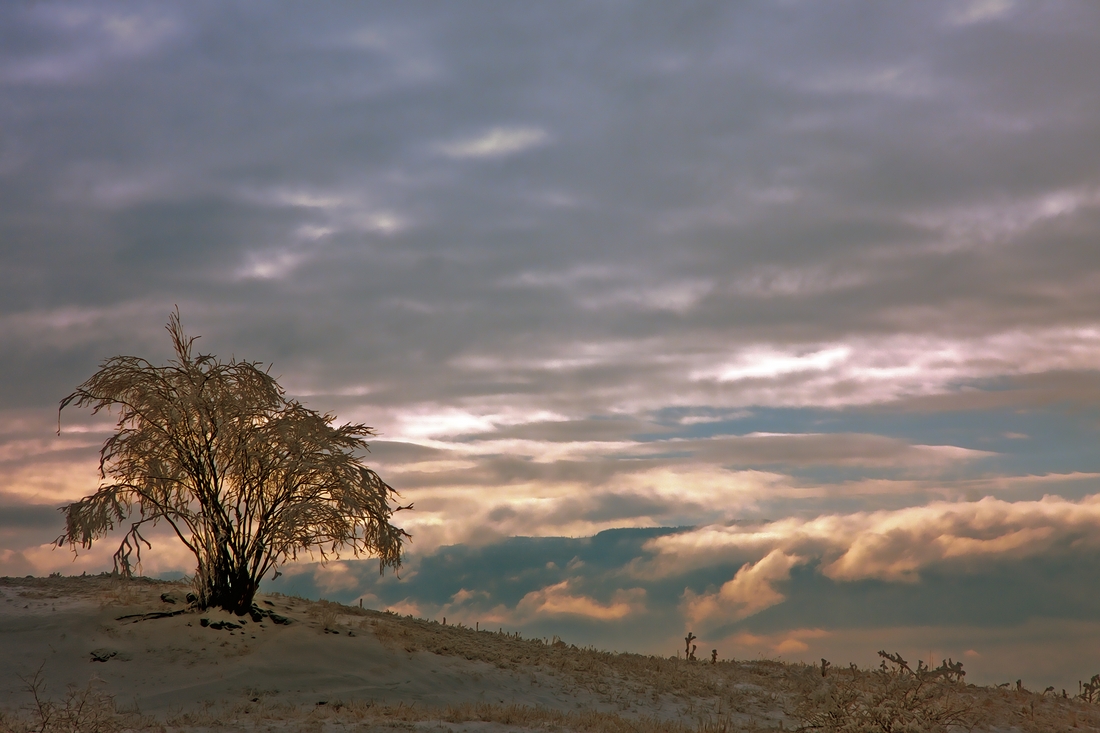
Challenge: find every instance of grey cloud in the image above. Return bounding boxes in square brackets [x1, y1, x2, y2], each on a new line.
[4, 1, 1100, 419]
[5, 0, 1100, 681]
[0, 504, 67, 566]
[366, 440, 450, 465]
[464, 417, 665, 444]
[385, 457, 627, 491]
[386, 429, 989, 480]
[686, 433, 993, 470]
[579, 492, 674, 524]
[0, 504, 62, 532]
[887, 371, 1100, 413]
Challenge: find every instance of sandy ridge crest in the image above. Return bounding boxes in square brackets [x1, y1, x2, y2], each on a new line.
[2, 576, 1099, 732]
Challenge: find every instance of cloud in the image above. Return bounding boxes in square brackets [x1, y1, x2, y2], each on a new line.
[313, 561, 362, 593]
[576, 279, 713, 313]
[684, 550, 803, 628]
[371, 463, 790, 551]
[500, 265, 619, 290]
[725, 628, 830, 657]
[391, 406, 568, 441]
[906, 187, 1100, 252]
[947, 0, 1017, 26]
[698, 347, 852, 383]
[0, 549, 34, 576]
[0, 303, 168, 352]
[798, 65, 935, 98]
[12, 523, 197, 578]
[438, 127, 549, 159]
[688, 433, 994, 469]
[729, 266, 867, 299]
[647, 494, 1100, 599]
[1, 6, 180, 85]
[237, 249, 307, 281]
[384, 598, 425, 617]
[517, 580, 646, 621]
[4, 1, 1100, 686]
[258, 526, 1100, 688]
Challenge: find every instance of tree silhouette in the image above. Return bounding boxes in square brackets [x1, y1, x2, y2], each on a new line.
[57, 311, 409, 615]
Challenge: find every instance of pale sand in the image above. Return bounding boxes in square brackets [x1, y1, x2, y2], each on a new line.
[0, 578, 600, 709]
[3, 575, 1100, 732]
[0, 576, 742, 731]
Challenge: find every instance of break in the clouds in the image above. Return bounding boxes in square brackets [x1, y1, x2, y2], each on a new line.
[4, 0, 1100, 689]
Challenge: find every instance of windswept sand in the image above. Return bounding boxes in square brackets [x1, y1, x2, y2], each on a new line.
[2, 575, 1100, 732]
[0, 578, 594, 714]
[0, 575, 758, 731]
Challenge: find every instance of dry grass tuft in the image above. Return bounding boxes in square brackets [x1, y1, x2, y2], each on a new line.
[1, 664, 151, 733]
[306, 598, 345, 632]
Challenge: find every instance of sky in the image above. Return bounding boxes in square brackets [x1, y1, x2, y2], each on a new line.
[3, 0, 1100, 690]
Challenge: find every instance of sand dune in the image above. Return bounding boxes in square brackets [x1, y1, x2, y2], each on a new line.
[2, 575, 1099, 732]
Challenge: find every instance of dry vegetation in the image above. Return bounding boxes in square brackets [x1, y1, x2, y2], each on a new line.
[5, 576, 1100, 732]
[57, 312, 407, 616]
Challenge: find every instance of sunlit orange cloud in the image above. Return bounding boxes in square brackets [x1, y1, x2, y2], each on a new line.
[640, 493, 1100, 623]
[383, 459, 1055, 557]
[683, 549, 803, 628]
[6, 451, 1040, 582]
[381, 588, 515, 626]
[0, 459, 100, 506]
[384, 598, 425, 618]
[386, 466, 787, 552]
[649, 494, 1100, 579]
[10, 399, 1098, 594]
[432, 589, 514, 626]
[311, 561, 365, 593]
[516, 580, 646, 621]
[719, 628, 831, 658]
[16, 526, 197, 578]
[0, 408, 114, 505]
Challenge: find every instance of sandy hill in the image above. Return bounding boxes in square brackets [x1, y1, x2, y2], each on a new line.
[1, 575, 1098, 732]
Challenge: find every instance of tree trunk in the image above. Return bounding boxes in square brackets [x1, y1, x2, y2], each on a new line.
[195, 553, 259, 616]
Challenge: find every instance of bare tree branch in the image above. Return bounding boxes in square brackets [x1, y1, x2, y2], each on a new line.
[57, 310, 409, 614]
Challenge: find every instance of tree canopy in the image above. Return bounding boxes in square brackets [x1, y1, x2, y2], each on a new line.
[57, 311, 409, 615]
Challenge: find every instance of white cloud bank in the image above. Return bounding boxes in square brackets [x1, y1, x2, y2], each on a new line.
[684, 549, 803, 628]
[646, 493, 1100, 626]
[517, 580, 646, 621]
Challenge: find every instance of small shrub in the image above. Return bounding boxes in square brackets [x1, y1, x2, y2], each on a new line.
[793, 651, 978, 733]
[308, 599, 342, 631]
[11, 665, 129, 733]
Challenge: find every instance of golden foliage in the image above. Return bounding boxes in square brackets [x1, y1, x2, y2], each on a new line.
[56, 311, 408, 614]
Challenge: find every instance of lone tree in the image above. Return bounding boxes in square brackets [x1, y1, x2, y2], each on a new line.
[57, 311, 409, 615]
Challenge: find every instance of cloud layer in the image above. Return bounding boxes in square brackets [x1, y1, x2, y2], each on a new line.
[3, 0, 1100, 690]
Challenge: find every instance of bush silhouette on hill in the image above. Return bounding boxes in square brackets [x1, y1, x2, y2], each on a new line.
[57, 310, 409, 615]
